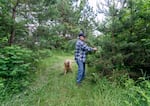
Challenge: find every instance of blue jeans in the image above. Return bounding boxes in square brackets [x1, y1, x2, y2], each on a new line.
[76, 59, 85, 84]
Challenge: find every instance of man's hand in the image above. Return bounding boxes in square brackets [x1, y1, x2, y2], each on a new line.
[93, 47, 97, 51]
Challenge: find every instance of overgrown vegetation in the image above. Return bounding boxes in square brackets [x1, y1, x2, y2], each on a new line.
[1, 53, 150, 106]
[0, 46, 34, 98]
[87, 0, 150, 77]
[124, 78, 150, 106]
[0, 0, 150, 105]
[0, 45, 53, 99]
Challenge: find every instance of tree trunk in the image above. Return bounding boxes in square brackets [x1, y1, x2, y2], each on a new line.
[130, 0, 133, 36]
[111, 0, 115, 54]
[8, 0, 19, 46]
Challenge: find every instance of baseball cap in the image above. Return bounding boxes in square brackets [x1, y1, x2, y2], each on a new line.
[78, 33, 85, 37]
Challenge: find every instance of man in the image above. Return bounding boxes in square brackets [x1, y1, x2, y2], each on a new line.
[75, 33, 97, 85]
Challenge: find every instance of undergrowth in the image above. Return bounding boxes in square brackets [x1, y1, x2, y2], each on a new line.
[1, 51, 150, 106]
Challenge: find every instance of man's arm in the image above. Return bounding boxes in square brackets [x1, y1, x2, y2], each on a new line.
[81, 42, 97, 52]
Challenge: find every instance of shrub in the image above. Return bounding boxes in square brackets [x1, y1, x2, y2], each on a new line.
[87, 35, 125, 74]
[0, 46, 36, 94]
[34, 49, 53, 60]
[124, 78, 150, 106]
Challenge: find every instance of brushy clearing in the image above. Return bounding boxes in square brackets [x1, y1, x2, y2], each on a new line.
[2, 52, 127, 106]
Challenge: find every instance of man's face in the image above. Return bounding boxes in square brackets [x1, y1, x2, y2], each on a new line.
[79, 36, 85, 41]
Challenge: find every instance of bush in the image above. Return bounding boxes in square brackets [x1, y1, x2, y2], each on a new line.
[0, 46, 36, 94]
[124, 78, 150, 106]
[87, 35, 125, 74]
[34, 49, 53, 60]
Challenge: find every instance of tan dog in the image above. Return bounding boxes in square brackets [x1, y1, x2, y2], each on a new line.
[64, 59, 73, 75]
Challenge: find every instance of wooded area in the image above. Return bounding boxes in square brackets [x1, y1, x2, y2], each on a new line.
[0, 0, 150, 105]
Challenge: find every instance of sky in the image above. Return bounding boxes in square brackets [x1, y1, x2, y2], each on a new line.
[88, 0, 98, 11]
[88, 0, 105, 22]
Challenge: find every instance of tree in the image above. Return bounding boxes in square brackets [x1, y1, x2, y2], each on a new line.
[50, 0, 96, 38]
[93, 0, 150, 76]
[0, 0, 13, 46]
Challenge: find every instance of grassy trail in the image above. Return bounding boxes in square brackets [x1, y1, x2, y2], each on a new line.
[2, 52, 126, 106]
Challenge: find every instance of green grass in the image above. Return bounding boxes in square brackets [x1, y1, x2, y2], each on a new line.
[1, 52, 128, 106]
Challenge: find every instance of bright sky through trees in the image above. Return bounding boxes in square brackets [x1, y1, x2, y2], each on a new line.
[88, 0, 105, 22]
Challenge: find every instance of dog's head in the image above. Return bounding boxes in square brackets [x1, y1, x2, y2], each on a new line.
[64, 60, 71, 66]
[66, 61, 70, 66]
[64, 59, 74, 67]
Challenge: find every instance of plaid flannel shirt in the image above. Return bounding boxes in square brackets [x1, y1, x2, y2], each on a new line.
[75, 39, 93, 62]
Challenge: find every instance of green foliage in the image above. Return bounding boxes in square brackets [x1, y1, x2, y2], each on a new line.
[115, 0, 150, 73]
[87, 35, 125, 74]
[0, 0, 29, 46]
[0, 51, 149, 106]
[1, 53, 126, 106]
[0, 0, 96, 49]
[0, 0, 12, 46]
[0, 46, 35, 95]
[34, 49, 53, 60]
[64, 39, 77, 51]
[124, 78, 150, 106]
[22, 25, 67, 50]
[93, 0, 150, 77]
